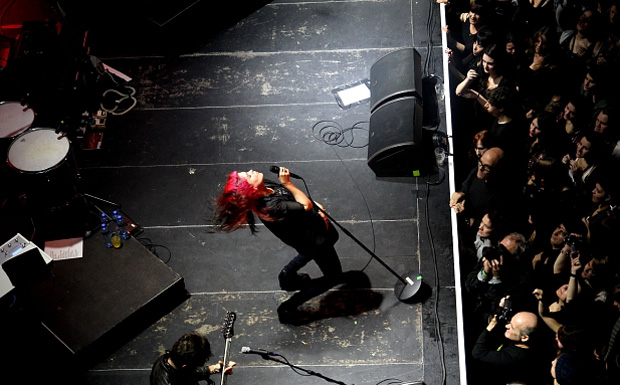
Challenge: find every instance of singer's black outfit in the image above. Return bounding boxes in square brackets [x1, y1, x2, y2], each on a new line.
[150, 353, 214, 385]
[257, 180, 343, 321]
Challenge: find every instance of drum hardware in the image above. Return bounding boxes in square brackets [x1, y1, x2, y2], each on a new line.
[7, 128, 78, 211]
[4, 126, 137, 240]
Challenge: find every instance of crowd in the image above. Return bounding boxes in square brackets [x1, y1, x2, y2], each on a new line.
[442, 0, 620, 384]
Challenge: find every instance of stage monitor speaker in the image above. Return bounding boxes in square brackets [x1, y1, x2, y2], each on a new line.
[368, 96, 423, 177]
[370, 48, 422, 113]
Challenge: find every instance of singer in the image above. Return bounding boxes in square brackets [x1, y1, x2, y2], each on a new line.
[214, 167, 343, 324]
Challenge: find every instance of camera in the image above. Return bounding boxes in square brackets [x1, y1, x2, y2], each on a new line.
[564, 234, 582, 253]
[482, 244, 507, 262]
[497, 297, 513, 322]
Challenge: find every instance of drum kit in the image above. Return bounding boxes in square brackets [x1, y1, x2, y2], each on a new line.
[1, 100, 80, 211]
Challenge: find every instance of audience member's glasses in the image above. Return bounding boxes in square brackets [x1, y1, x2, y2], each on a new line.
[478, 158, 493, 172]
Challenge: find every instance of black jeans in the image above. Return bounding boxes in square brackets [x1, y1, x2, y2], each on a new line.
[280, 241, 344, 310]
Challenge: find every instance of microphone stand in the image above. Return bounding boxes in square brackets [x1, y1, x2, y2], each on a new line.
[297, 176, 423, 302]
[258, 354, 351, 385]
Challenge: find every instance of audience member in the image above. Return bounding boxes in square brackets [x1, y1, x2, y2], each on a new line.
[474, 210, 506, 262]
[582, 175, 617, 255]
[559, 6, 605, 74]
[450, 147, 508, 239]
[466, 232, 532, 328]
[444, 0, 493, 59]
[442, 1, 620, 382]
[469, 129, 492, 164]
[471, 311, 542, 384]
[456, 44, 516, 131]
[516, 26, 563, 117]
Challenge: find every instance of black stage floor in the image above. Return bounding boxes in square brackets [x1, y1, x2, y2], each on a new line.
[0, 1, 460, 385]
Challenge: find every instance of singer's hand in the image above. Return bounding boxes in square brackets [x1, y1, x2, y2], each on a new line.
[278, 167, 292, 185]
[314, 201, 329, 229]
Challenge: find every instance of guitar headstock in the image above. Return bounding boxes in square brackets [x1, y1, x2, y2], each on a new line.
[221, 311, 236, 339]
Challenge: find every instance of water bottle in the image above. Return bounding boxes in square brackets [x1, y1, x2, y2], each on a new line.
[101, 223, 113, 248]
[115, 212, 130, 239]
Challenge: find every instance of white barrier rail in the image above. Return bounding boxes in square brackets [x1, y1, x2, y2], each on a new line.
[439, 3, 468, 385]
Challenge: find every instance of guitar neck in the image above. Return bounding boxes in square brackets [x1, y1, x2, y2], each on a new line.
[220, 338, 232, 385]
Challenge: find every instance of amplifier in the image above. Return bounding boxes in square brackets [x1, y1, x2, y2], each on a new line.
[1, 233, 52, 298]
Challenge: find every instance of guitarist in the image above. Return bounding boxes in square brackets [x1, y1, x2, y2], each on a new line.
[151, 332, 236, 385]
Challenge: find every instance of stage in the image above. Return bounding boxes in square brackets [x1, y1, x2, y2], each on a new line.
[0, 1, 461, 384]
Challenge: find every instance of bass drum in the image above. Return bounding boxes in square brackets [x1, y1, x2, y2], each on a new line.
[7, 128, 79, 210]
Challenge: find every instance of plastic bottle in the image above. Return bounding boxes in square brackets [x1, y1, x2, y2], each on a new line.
[114, 212, 130, 239]
[111, 232, 122, 248]
[101, 223, 113, 248]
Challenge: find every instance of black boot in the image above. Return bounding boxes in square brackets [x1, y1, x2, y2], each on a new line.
[278, 269, 311, 291]
[277, 302, 304, 325]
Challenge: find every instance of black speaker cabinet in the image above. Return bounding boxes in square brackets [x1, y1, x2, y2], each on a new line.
[368, 96, 423, 177]
[370, 48, 422, 113]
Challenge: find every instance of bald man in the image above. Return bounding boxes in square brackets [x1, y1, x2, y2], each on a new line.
[450, 147, 508, 240]
[471, 311, 543, 385]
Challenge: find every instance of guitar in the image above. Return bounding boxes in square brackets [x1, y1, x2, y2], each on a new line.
[220, 311, 236, 385]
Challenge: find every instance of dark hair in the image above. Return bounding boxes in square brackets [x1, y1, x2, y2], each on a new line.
[169, 332, 212, 369]
[566, 94, 588, 117]
[483, 44, 510, 74]
[470, 0, 490, 18]
[475, 27, 496, 48]
[579, 130, 606, 164]
[535, 111, 557, 133]
[528, 26, 559, 59]
[596, 174, 618, 204]
[557, 324, 592, 354]
[487, 86, 516, 115]
[593, 106, 618, 141]
[486, 209, 507, 238]
[586, 64, 606, 84]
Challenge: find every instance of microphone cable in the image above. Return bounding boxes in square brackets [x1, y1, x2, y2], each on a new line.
[137, 237, 172, 264]
[311, 120, 369, 148]
[423, 173, 447, 385]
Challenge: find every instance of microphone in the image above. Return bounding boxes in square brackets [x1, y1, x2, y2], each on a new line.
[240, 346, 278, 356]
[269, 165, 302, 179]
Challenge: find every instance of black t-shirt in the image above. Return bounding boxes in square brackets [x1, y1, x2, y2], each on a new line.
[150, 354, 213, 385]
[472, 329, 540, 384]
[256, 180, 337, 250]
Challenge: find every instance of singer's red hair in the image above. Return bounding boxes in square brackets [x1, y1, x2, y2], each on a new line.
[214, 171, 268, 233]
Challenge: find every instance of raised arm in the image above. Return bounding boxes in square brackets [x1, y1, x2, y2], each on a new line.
[278, 167, 313, 211]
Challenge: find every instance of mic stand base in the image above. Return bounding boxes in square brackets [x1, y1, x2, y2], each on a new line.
[298, 176, 425, 303]
[317, 206, 423, 303]
[394, 271, 423, 302]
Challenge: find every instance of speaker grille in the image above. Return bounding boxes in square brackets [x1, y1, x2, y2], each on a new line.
[370, 48, 422, 113]
[368, 96, 423, 177]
